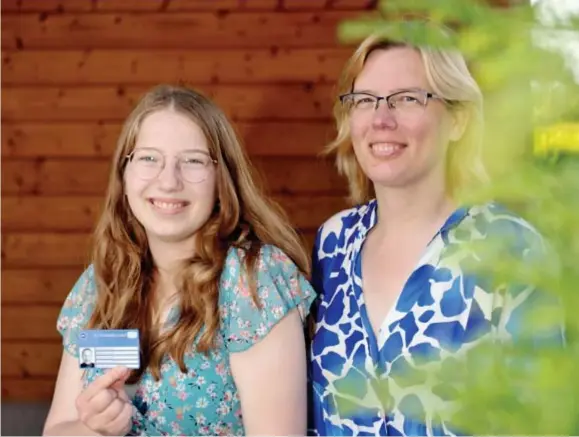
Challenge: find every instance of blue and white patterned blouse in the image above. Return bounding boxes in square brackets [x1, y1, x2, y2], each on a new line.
[308, 199, 564, 436]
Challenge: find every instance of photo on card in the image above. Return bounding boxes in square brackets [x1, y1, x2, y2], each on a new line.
[78, 329, 140, 370]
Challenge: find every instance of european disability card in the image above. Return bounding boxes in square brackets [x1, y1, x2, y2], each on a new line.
[78, 329, 140, 369]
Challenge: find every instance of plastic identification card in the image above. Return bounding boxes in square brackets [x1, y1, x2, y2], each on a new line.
[78, 329, 140, 369]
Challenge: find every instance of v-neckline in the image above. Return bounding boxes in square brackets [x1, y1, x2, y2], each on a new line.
[349, 201, 470, 374]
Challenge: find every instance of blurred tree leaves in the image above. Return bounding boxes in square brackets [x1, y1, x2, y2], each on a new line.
[334, 0, 579, 434]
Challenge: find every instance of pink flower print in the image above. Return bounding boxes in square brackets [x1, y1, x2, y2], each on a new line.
[227, 255, 237, 268]
[178, 391, 187, 401]
[196, 397, 208, 409]
[200, 425, 210, 435]
[196, 412, 207, 425]
[168, 376, 177, 387]
[175, 408, 183, 421]
[171, 421, 181, 434]
[237, 280, 251, 298]
[215, 363, 226, 376]
[237, 318, 251, 329]
[272, 247, 288, 262]
[217, 401, 230, 416]
[223, 391, 233, 402]
[256, 323, 267, 337]
[271, 305, 284, 319]
[260, 286, 270, 299]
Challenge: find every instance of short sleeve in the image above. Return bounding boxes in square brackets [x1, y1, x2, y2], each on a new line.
[220, 244, 317, 353]
[56, 265, 98, 358]
[493, 227, 565, 347]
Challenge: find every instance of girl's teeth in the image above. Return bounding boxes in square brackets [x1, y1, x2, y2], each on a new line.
[153, 201, 185, 210]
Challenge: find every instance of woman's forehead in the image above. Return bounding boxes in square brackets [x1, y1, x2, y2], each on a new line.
[354, 47, 428, 93]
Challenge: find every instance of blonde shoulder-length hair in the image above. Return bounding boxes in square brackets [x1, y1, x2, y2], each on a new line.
[325, 32, 488, 205]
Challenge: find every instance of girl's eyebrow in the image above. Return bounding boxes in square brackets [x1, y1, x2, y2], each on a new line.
[133, 147, 210, 155]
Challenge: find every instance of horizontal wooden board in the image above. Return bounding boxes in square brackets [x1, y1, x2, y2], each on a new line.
[2, 195, 348, 231]
[2, 195, 103, 231]
[0, 0, 276, 12]
[283, 0, 326, 9]
[1, 377, 56, 401]
[1, 231, 317, 268]
[2, 85, 335, 122]
[2, 268, 85, 304]
[2, 233, 93, 267]
[2, 157, 346, 195]
[2, 121, 337, 158]
[2, 305, 62, 340]
[1, 0, 375, 12]
[2, 48, 349, 85]
[1, 11, 368, 50]
[2, 342, 63, 378]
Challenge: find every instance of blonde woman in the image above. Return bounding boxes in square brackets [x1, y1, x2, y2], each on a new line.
[43, 85, 315, 436]
[308, 33, 564, 435]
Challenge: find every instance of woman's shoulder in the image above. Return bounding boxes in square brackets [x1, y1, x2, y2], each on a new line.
[469, 202, 543, 238]
[314, 199, 376, 254]
[464, 202, 546, 257]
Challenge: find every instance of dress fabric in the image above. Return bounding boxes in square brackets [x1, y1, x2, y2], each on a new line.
[308, 199, 564, 436]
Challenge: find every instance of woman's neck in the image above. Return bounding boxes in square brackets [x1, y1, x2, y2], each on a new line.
[372, 178, 455, 240]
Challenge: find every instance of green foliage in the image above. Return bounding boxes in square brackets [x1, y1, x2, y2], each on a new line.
[335, 0, 579, 434]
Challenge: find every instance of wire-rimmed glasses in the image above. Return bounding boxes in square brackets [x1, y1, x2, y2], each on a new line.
[125, 147, 217, 184]
[339, 88, 445, 120]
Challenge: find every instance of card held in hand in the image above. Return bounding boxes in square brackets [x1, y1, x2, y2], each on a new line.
[77, 329, 140, 369]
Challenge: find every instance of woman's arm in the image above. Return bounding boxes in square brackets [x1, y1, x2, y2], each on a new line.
[230, 308, 308, 436]
[43, 351, 100, 436]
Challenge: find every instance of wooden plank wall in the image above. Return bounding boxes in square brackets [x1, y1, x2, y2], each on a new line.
[1, 0, 375, 401]
[1, 0, 510, 402]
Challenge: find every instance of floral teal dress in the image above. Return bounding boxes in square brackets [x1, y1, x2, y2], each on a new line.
[57, 244, 316, 436]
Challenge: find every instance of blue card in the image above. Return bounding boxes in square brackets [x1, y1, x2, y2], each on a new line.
[77, 329, 140, 369]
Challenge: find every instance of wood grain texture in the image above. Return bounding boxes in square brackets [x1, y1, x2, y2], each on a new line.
[2, 268, 85, 304]
[2, 121, 337, 157]
[0, 0, 374, 402]
[3, 194, 348, 231]
[2, 48, 349, 85]
[2, 342, 63, 377]
[1, 0, 376, 12]
[1, 231, 318, 268]
[1, 377, 56, 401]
[2, 305, 62, 340]
[2, 233, 92, 267]
[1, 12, 368, 50]
[2, 85, 335, 122]
[2, 157, 346, 195]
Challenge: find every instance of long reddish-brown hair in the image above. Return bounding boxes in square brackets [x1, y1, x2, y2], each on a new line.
[88, 84, 310, 383]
